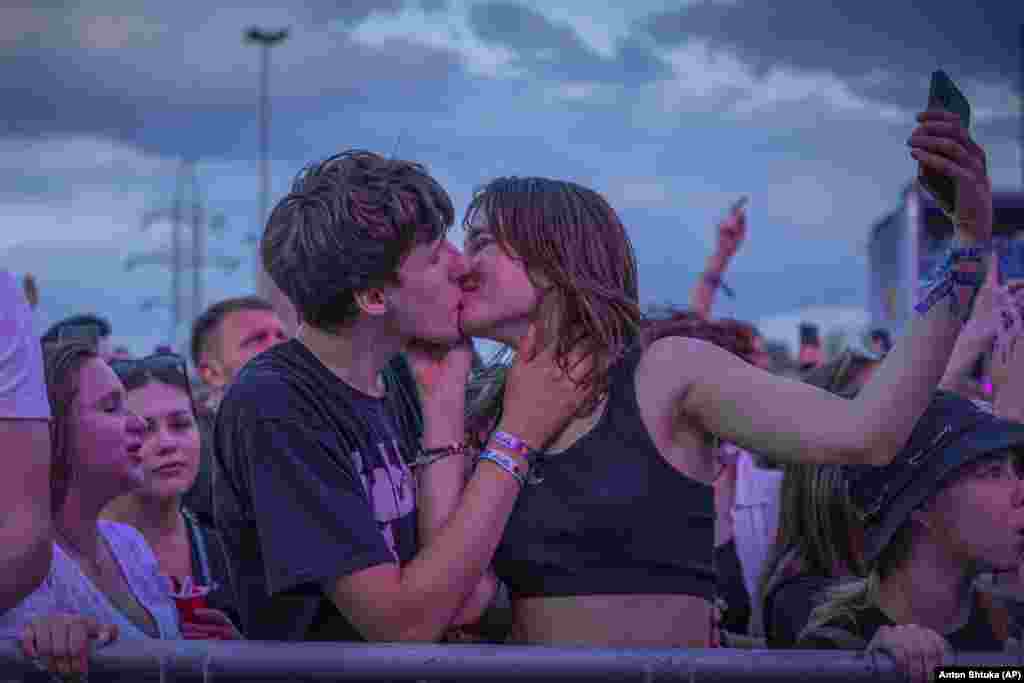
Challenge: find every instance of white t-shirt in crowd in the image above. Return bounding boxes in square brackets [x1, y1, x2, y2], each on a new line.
[0, 521, 182, 640]
[0, 270, 50, 420]
[723, 444, 784, 600]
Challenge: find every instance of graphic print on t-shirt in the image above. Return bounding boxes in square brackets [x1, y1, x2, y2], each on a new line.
[350, 438, 416, 560]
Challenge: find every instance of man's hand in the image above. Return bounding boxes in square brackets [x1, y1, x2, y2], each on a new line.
[498, 322, 592, 451]
[909, 109, 992, 245]
[714, 200, 747, 263]
[867, 624, 950, 683]
[405, 338, 474, 407]
[21, 614, 118, 676]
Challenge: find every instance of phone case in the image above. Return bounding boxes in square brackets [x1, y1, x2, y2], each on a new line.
[919, 71, 972, 217]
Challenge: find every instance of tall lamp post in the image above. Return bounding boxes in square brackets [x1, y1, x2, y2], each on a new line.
[244, 27, 297, 334]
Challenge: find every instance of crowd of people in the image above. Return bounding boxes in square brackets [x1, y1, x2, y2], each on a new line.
[0, 106, 1021, 683]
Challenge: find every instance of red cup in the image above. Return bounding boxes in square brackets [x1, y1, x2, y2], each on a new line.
[174, 594, 208, 625]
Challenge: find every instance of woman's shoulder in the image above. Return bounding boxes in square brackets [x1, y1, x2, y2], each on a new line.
[98, 520, 165, 584]
[98, 519, 150, 554]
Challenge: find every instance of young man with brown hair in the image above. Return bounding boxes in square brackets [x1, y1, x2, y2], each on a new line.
[213, 150, 582, 645]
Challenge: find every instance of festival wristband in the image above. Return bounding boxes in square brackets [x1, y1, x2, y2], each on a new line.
[490, 431, 538, 462]
[915, 245, 989, 318]
[478, 449, 528, 488]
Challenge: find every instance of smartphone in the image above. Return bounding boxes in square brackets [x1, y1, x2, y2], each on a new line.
[730, 196, 749, 214]
[919, 70, 972, 217]
[799, 322, 820, 347]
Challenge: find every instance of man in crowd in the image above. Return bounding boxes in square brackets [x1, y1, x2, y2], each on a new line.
[186, 296, 287, 524]
[0, 270, 53, 612]
[191, 296, 288, 413]
[212, 149, 581, 645]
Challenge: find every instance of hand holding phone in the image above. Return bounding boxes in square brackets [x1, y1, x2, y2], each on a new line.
[918, 70, 971, 217]
[909, 71, 991, 245]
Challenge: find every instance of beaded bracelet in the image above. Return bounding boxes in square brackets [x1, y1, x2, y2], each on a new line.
[478, 449, 528, 488]
[410, 441, 471, 470]
[915, 243, 990, 319]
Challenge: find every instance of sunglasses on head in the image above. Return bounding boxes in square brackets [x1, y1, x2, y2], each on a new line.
[109, 353, 198, 413]
[56, 322, 104, 346]
[109, 352, 188, 380]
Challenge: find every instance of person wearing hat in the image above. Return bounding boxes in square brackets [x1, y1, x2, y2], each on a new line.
[797, 390, 1024, 682]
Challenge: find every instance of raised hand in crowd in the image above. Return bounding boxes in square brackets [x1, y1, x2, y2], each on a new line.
[867, 624, 950, 683]
[180, 607, 243, 640]
[939, 255, 1006, 399]
[690, 197, 747, 318]
[990, 284, 1024, 422]
[20, 614, 118, 677]
[911, 109, 992, 245]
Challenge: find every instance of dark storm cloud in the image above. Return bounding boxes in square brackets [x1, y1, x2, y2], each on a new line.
[467, 1, 668, 84]
[0, 2, 464, 158]
[644, 0, 1022, 115]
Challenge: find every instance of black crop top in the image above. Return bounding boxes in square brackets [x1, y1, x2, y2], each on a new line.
[492, 342, 716, 600]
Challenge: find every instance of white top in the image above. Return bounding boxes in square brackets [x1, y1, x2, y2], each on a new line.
[0, 270, 49, 420]
[0, 521, 181, 640]
[727, 446, 784, 600]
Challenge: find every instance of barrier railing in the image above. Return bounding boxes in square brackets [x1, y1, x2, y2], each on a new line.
[2, 640, 1022, 681]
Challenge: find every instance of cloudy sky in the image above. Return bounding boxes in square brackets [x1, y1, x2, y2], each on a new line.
[2, 1, 1021, 355]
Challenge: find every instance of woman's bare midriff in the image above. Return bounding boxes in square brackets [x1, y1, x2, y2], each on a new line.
[507, 593, 714, 647]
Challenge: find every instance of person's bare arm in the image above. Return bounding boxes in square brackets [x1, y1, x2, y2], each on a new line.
[0, 420, 52, 613]
[330, 464, 518, 642]
[689, 201, 746, 318]
[405, 341, 499, 628]
[940, 254, 1000, 396]
[991, 288, 1024, 423]
[659, 110, 992, 467]
[329, 328, 585, 642]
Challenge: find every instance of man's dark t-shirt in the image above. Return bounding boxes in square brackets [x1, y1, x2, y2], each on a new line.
[212, 340, 422, 642]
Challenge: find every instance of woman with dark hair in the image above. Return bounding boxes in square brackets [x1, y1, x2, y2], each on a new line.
[428, 109, 993, 648]
[0, 343, 240, 678]
[102, 353, 240, 637]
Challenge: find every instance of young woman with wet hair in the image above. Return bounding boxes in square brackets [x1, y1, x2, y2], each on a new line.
[429, 109, 994, 648]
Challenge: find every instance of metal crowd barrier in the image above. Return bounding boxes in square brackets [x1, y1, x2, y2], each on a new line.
[2, 640, 1023, 682]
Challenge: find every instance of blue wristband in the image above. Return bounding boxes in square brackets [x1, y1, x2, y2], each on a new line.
[478, 449, 528, 487]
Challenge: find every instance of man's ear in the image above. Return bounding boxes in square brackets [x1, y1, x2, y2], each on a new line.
[353, 288, 389, 317]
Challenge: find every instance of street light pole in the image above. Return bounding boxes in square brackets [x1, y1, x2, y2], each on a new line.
[245, 27, 297, 334]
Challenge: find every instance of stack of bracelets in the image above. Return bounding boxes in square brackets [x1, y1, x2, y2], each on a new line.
[915, 240, 989, 319]
[410, 431, 544, 487]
